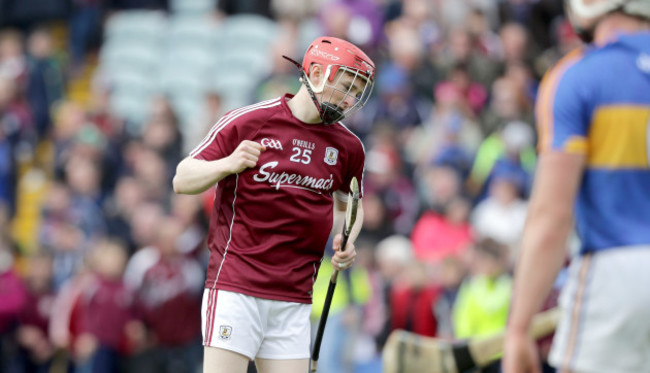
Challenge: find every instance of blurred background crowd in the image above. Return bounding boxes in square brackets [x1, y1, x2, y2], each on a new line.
[0, 0, 578, 372]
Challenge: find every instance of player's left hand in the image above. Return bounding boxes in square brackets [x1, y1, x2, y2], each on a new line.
[331, 233, 356, 271]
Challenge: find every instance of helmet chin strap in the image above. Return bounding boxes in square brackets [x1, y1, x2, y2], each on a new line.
[282, 56, 344, 125]
[319, 102, 345, 124]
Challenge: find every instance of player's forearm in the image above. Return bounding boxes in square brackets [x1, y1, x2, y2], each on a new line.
[508, 204, 571, 333]
[332, 207, 345, 237]
[347, 200, 363, 244]
[509, 151, 583, 334]
[172, 157, 233, 195]
[331, 199, 364, 243]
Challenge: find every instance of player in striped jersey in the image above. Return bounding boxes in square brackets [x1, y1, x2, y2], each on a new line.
[504, 1, 650, 373]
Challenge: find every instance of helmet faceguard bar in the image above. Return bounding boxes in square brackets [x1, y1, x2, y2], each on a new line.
[320, 65, 374, 124]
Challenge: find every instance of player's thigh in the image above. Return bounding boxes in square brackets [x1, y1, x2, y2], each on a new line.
[204, 346, 249, 373]
[256, 299, 311, 360]
[550, 249, 650, 373]
[254, 357, 309, 373]
[201, 289, 264, 360]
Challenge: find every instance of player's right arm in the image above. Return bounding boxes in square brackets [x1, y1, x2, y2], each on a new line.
[503, 50, 586, 373]
[173, 140, 265, 195]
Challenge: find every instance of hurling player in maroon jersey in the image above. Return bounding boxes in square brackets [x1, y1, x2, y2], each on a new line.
[173, 37, 375, 373]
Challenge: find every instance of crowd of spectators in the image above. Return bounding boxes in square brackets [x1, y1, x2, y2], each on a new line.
[0, 0, 577, 372]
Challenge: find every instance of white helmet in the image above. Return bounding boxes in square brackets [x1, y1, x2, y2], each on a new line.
[567, 0, 650, 42]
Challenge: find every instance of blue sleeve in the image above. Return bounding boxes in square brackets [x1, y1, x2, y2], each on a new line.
[536, 50, 590, 154]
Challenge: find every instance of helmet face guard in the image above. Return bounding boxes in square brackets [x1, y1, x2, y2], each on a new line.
[317, 65, 374, 124]
[284, 37, 376, 124]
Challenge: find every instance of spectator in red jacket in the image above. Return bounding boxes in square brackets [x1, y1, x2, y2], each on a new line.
[389, 260, 441, 337]
[411, 196, 473, 264]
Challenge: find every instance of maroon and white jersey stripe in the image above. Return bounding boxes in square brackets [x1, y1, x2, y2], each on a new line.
[192, 94, 365, 304]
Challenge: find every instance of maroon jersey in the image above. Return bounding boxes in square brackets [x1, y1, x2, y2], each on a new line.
[0, 270, 27, 334]
[190, 94, 365, 303]
[79, 276, 135, 350]
[125, 248, 203, 346]
[18, 290, 55, 336]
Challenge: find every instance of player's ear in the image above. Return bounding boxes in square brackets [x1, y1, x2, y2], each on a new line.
[309, 64, 324, 86]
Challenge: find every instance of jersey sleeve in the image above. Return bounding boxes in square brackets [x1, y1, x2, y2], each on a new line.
[536, 50, 590, 155]
[339, 137, 366, 199]
[189, 114, 240, 161]
[189, 111, 260, 161]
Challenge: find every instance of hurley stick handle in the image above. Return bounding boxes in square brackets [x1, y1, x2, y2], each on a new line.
[310, 177, 360, 372]
[469, 307, 561, 367]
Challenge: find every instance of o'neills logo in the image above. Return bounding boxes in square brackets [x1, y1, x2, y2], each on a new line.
[253, 161, 334, 194]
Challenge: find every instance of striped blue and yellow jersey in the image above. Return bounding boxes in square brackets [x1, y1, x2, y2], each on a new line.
[536, 31, 650, 254]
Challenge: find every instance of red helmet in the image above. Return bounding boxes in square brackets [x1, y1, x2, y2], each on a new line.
[288, 37, 375, 124]
[302, 36, 376, 84]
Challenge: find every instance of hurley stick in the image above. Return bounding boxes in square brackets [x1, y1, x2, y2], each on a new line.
[383, 307, 560, 373]
[310, 177, 360, 372]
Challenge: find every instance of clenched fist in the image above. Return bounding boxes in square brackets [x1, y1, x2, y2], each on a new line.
[227, 140, 266, 174]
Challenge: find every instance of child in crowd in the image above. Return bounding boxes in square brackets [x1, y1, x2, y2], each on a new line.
[453, 238, 512, 339]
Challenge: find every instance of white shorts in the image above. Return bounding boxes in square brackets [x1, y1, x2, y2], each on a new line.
[549, 248, 650, 373]
[201, 289, 311, 360]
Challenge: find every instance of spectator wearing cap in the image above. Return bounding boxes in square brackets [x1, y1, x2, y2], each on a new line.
[371, 64, 429, 132]
[428, 128, 475, 182]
